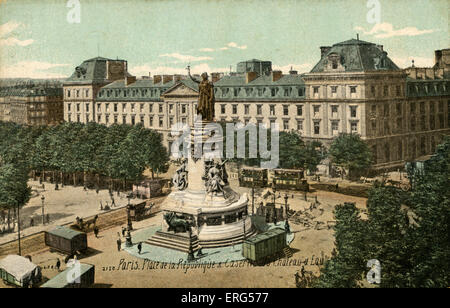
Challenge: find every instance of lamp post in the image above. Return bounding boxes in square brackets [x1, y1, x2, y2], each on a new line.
[284, 193, 289, 219]
[41, 195, 45, 225]
[126, 194, 133, 231]
[251, 183, 255, 215]
[17, 201, 21, 256]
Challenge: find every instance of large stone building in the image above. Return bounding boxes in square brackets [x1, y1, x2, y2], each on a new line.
[63, 39, 450, 170]
[0, 86, 63, 126]
[63, 57, 129, 123]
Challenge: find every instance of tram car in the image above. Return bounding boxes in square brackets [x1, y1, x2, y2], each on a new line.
[45, 226, 88, 255]
[41, 263, 95, 288]
[239, 167, 308, 191]
[268, 168, 309, 191]
[242, 228, 287, 265]
[0, 255, 42, 288]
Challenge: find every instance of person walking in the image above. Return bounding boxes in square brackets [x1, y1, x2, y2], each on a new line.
[94, 226, 99, 238]
[30, 217, 34, 227]
[121, 226, 126, 237]
[117, 238, 122, 251]
[137, 242, 142, 254]
[56, 258, 61, 271]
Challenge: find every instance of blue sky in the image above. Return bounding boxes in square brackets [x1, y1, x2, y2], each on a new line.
[0, 0, 448, 78]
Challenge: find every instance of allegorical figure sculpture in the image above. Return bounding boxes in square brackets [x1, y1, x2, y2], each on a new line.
[172, 159, 188, 190]
[206, 162, 225, 196]
[187, 66, 215, 121]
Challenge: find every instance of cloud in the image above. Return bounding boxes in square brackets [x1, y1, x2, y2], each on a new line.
[130, 63, 228, 77]
[159, 53, 213, 63]
[354, 22, 436, 39]
[199, 48, 214, 52]
[0, 37, 33, 46]
[198, 42, 248, 53]
[272, 63, 313, 74]
[0, 61, 70, 78]
[0, 21, 34, 47]
[390, 56, 434, 68]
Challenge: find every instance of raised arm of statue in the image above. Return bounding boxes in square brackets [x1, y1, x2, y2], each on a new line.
[186, 65, 200, 84]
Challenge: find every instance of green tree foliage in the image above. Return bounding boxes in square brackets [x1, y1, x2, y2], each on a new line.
[0, 163, 31, 211]
[329, 133, 372, 179]
[315, 137, 450, 288]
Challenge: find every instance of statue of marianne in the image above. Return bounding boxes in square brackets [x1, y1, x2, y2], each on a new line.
[187, 66, 215, 122]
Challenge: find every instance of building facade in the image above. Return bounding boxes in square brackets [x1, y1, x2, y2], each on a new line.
[0, 87, 64, 126]
[63, 40, 450, 170]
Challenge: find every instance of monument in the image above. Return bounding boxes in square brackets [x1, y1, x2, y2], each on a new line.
[147, 69, 256, 253]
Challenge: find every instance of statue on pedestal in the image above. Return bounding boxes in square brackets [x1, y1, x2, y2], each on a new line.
[206, 162, 225, 196]
[187, 66, 215, 122]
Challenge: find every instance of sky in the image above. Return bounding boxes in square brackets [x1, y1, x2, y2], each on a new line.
[0, 0, 448, 79]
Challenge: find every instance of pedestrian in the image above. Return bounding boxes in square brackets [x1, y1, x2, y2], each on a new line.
[122, 226, 126, 237]
[335, 183, 339, 191]
[117, 238, 122, 251]
[137, 242, 142, 254]
[197, 245, 205, 257]
[46, 213, 50, 224]
[111, 197, 116, 207]
[56, 258, 61, 271]
[30, 217, 34, 227]
[94, 226, 99, 238]
[96, 187, 99, 194]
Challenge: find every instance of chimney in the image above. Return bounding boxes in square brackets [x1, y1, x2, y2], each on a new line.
[320, 46, 331, 58]
[153, 75, 162, 84]
[125, 76, 136, 86]
[245, 71, 258, 83]
[435, 50, 443, 67]
[162, 75, 173, 84]
[271, 70, 283, 82]
[289, 66, 298, 75]
[211, 72, 223, 83]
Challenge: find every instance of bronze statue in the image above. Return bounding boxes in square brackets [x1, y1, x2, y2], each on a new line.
[187, 66, 215, 121]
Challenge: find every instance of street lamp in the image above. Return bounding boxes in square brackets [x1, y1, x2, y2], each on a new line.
[17, 201, 21, 256]
[284, 193, 289, 218]
[41, 195, 45, 225]
[126, 194, 133, 231]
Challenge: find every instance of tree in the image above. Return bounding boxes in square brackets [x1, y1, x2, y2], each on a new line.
[329, 133, 372, 179]
[315, 137, 450, 288]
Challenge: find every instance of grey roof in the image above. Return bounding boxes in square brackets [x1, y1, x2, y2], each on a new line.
[65, 57, 128, 84]
[40, 263, 94, 288]
[47, 226, 85, 240]
[214, 74, 305, 87]
[310, 38, 400, 73]
[0, 86, 63, 97]
[406, 79, 450, 97]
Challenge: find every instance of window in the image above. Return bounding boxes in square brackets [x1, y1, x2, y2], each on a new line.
[140, 104, 144, 113]
[314, 122, 320, 134]
[371, 86, 376, 96]
[270, 105, 275, 116]
[396, 85, 401, 96]
[131, 104, 135, 113]
[313, 106, 320, 117]
[76, 90, 80, 97]
[122, 103, 126, 112]
[383, 104, 389, 117]
[283, 105, 289, 116]
[140, 115, 144, 124]
[114, 115, 118, 124]
[420, 102, 425, 114]
[159, 104, 163, 113]
[410, 102, 416, 114]
[97, 115, 101, 122]
[106, 103, 110, 113]
[85, 89, 89, 97]
[67, 103, 71, 112]
[297, 120, 303, 131]
[396, 103, 401, 115]
[371, 120, 376, 132]
[271, 88, 276, 97]
[221, 105, 226, 114]
[331, 106, 338, 117]
[149, 104, 153, 113]
[297, 105, 303, 116]
[383, 85, 388, 96]
[149, 116, 153, 126]
[313, 86, 319, 94]
[396, 118, 402, 131]
[169, 117, 174, 126]
[284, 88, 291, 97]
[429, 115, 435, 130]
[283, 120, 289, 130]
[244, 105, 250, 115]
[257, 105, 262, 115]
[232, 105, 237, 114]
[169, 104, 174, 113]
[331, 121, 339, 134]
[85, 114, 89, 123]
[76, 103, 80, 112]
[67, 90, 71, 98]
[122, 115, 127, 124]
[77, 114, 80, 122]
[350, 122, 358, 133]
[182, 105, 187, 114]
[114, 104, 118, 112]
[86, 104, 89, 112]
[438, 101, 444, 113]
[350, 106, 357, 118]
[131, 116, 135, 125]
[159, 117, 163, 127]
[350, 86, 357, 94]
[105, 115, 109, 124]
[410, 117, 416, 131]
[331, 86, 337, 94]
[181, 117, 186, 125]
[420, 116, 426, 130]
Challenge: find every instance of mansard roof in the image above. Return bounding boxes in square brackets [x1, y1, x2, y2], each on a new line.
[310, 38, 400, 73]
